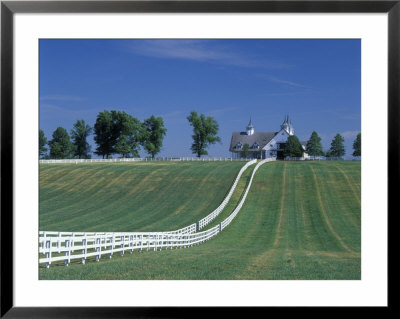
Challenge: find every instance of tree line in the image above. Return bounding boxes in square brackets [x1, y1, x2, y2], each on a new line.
[40, 110, 360, 160]
[283, 131, 361, 159]
[239, 131, 361, 159]
[39, 110, 221, 159]
[39, 111, 168, 159]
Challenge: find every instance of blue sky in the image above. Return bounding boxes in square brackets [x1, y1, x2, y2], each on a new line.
[40, 39, 360, 159]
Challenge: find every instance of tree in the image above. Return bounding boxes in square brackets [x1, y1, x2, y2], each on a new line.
[306, 131, 324, 158]
[94, 110, 142, 158]
[240, 143, 250, 158]
[283, 135, 303, 158]
[115, 135, 141, 158]
[71, 120, 92, 159]
[49, 127, 73, 159]
[39, 129, 48, 158]
[94, 110, 114, 158]
[328, 133, 345, 158]
[142, 115, 167, 159]
[113, 110, 143, 158]
[187, 111, 221, 158]
[352, 133, 361, 157]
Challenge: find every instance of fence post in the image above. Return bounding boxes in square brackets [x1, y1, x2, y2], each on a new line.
[57, 232, 61, 253]
[130, 235, 133, 254]
[64, 240, 70, 266]
[120, 235, 125, 256]
[71, 233, 75, 253]
[109, 235, 113, 259]
[41, 232, 46, 250]
[81, 238, 86, 264]
[95, 237, 100, 262]
[45, 240, 51, 268]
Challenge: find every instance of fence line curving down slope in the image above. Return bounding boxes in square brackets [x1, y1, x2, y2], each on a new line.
[39, 159, 274, 268]
[39, 159, 256, 238]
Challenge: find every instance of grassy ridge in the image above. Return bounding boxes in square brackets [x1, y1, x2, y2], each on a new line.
[39, 161, 245, 232]
[39, 161, 361, 280]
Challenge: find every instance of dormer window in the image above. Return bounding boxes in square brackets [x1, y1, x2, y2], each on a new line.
[235, 142, 242, 149]
[251, 143, 259, 149]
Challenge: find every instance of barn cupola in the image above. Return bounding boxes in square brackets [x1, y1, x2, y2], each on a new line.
[246, 118, 255, 136]
[281, 115, 294, 136]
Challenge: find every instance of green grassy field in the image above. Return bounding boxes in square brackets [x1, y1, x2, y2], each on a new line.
[39, 161, 245, 232]
[39, 161, 361, 280]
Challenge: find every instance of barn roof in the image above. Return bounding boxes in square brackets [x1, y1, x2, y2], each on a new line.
[229, 131, 277, 152]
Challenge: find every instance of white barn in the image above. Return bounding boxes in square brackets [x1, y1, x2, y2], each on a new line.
[229, 116, 309, 160]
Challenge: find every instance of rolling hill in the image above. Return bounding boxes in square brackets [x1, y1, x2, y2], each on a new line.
[39, 160, 361, 280]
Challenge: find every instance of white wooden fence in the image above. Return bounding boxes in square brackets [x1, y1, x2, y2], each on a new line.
[39, 157, 253, 164]
[39, 159, 274, 268]
[221, 159, 274, 230]
[196, 159, 257, 230]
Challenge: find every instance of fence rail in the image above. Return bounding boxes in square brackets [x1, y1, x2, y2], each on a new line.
[39, 159, 274, 268]
[197, 159, 257, 230]
[39, 157, 253, 164]
[39, 227, 222, 267]
[221, 159, 273, 229]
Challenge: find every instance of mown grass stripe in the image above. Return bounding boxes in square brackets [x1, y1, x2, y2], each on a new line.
[295, 163, 328, 252]
[333, 163, 361, 206]
[312, 163, 361, 251]
[274, 162, 287, 248]
[137, 163, 226, 231]
[285, 163, 302, 250]
[310, 165, 354, 253]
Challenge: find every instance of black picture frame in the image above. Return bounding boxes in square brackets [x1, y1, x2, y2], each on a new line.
[1, 0, 396, 317]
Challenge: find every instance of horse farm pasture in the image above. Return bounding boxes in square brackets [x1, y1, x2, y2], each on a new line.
[39, 160, 361, 280]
